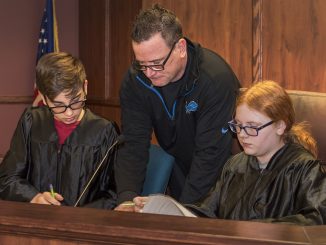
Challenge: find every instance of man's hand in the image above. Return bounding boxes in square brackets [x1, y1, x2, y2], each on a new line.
[114, 196, 148, 212]
[114, 201, 136, 212]
[133, 196, 148, 212]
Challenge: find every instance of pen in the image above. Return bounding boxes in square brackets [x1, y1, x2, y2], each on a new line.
[121, 201, 136, 207]
[120, 201, 147, 207]
[49, 184, 55, 198]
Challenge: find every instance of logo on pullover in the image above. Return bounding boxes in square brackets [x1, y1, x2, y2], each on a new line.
[221, 127, 229, 134]
[185, 101, 198, 114]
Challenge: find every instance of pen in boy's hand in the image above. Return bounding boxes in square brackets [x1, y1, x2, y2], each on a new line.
[49, 184, 55, 198]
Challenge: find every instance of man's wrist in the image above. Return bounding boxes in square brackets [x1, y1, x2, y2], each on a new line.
[117, 191, 138, 205]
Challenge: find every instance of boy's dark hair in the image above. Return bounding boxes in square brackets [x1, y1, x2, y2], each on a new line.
[36, 52, 86, 101]
[131, 4, 183, 47]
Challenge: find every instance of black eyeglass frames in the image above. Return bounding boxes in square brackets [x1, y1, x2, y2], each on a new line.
[48, 99, 87, 114]
[228, 120, 274, 136]
[132, 41, 178, 71]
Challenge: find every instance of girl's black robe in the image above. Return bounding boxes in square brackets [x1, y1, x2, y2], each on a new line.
[189, 143, 326, 225]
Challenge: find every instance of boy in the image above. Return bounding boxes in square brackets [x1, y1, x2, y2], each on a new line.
[0, 52, 118, 209]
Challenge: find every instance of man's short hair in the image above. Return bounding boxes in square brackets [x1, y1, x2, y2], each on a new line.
[36, 52, 86, 101]
[131, 4, 183, 47]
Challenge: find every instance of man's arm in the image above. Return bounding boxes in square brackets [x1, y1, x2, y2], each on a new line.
[115, 73, 153, 205]
[179, 74, 239, 204]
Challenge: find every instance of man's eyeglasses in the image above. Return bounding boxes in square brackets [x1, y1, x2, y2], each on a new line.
[228, 120, 274, 136]
[48, 99, 87, 114]
[132, 41, 177, 71]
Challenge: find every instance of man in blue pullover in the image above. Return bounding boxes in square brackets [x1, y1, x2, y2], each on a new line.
[115, 4, 240, 208]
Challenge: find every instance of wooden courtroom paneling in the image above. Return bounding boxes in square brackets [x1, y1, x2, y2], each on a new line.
[88, 103, 121, 127]
[142, 0, 253, 88]
[1, 200, 326, 244]
[79, 0, 326, 128]
[79, 0, 141, 125]
[79, 0, 106, 102]
[261, 0, 326, 91]
[80, 0, 138, 103]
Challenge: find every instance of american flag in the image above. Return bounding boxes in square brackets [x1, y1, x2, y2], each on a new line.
[36, 0, 59, 61]
[34, 0, 59, 106]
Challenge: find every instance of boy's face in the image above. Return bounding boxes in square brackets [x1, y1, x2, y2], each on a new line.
[45, 90, 86, 124]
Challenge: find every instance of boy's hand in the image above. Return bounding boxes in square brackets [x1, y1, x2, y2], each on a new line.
[30, 192, 64, 205]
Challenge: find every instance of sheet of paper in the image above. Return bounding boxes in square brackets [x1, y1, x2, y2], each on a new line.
[142, 194, 197, 217]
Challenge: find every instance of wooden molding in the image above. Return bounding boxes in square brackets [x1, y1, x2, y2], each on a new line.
[252, 0, 263, 83]
[0, 96, 33, 104]
[87, 98, 120, 107]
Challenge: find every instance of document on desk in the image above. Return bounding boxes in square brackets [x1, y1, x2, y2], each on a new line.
[142, 194, 197, 217]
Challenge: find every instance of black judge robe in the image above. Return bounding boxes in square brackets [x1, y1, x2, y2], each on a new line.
[0, 106, 118, 209]
[188, 143, 326, 225]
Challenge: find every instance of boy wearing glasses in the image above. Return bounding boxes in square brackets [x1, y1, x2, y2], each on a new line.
[0, 52, 118, 209]
[115, 4, 239, 209]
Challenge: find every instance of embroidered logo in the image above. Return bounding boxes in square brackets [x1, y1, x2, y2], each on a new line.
[221, 127, 229, 134]
[185, 101, 198, 114]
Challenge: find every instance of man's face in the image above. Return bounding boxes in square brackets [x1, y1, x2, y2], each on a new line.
[132, 33, 187, 87]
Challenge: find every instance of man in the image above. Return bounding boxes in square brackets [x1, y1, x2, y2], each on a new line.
[0, 52, 118, 209]
[115, 4, 240, 207]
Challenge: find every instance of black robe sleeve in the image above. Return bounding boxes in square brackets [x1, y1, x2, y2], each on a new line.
[0, 107, 39, 201]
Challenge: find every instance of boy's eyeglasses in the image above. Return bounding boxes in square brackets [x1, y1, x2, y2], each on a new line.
[48, 99, 87, 114]
[228, 120, 274, 136]
[132, 41, 177, 71]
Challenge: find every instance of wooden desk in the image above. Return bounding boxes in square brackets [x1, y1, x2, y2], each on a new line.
[0, 200, 325, 244]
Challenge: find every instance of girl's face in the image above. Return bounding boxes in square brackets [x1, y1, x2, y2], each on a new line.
[234, 104, 286, 164]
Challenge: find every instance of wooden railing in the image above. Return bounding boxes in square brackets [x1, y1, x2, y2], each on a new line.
[0, 200, 325, 244]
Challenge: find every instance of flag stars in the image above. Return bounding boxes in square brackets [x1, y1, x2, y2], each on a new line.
[38, 39, 48, 44]
[36, 0, 58, 60]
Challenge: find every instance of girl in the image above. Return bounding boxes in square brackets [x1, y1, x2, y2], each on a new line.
[132, 81, 326, 225]
[189, 80, 325, 225]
